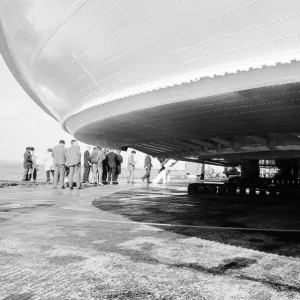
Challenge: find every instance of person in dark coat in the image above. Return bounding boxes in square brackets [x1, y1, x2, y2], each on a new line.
[29, 147, 39, 182]
[102, 148, 109, 184]
[115, 150, 123, 183]
[141, 154, 152, 183]
[106, 150, 119, 184]
[82, 146, 91, 183]
[22, 147, 32, 181]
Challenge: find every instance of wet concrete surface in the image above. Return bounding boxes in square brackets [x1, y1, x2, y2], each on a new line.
[0, 184, 300, 299]
[93, 187, 300, 257]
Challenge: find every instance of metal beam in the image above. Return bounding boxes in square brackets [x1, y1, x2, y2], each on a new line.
[135, 144, 166, 153]
[208, 150, 300, 161]
[267, 135, 276, 150]
[175, 140, 204, 150]
[247, 135, 279, 150]
[133, 145, 164, 155]
[159, 141, 188, 151]
[246, 135, 268, 145]
[139, 143, 172, 152]
[147, 143, 178, 152]
[209, 137, 232, 146]
[187, 139, 215, 149]
[132, 146, 158, 155]
[233, 137, 240, 151]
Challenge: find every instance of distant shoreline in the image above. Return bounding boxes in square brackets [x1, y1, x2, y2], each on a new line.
[0, 161, 161, 171]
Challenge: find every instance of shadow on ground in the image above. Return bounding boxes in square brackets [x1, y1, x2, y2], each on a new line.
[92, 187, 300, 257]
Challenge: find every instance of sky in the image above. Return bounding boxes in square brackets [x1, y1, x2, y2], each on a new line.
[0, 56, 73, 162]
[0, 56, 170, 169]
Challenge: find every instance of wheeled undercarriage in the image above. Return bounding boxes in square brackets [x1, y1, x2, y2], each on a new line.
[188, 159, 300, 197]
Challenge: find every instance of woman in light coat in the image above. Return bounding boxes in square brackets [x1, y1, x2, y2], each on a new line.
[45, 148, 54, 183]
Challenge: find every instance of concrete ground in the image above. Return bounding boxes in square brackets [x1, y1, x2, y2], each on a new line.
[0, 183, 300, 300]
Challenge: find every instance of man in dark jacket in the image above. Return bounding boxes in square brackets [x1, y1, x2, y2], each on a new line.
[22, 147, 32, 181]
[106, 149, 119, 184]
[82, 146, 91, 183]
[141, 154, 152, 183]
[115, 150, 123, 184]
[102, 148, 109, 184]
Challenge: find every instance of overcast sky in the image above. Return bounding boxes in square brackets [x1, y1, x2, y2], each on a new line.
[0, 56, 166, 169]
[0, 56, 73, 161]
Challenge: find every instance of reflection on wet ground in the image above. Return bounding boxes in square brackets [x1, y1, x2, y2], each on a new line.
[93, 187, 300, 257]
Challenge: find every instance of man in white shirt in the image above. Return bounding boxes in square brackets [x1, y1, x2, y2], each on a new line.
[45, 148, 54, 183]
[127, 150, 137, 184]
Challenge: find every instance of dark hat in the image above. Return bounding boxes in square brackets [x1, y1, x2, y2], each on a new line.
[47, 148, 52, 152]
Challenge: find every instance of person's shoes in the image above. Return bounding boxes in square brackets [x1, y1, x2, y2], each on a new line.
[81, 181, 86, 184]
[69, 187, 73, 190]
[107, 182, 111, 185]
[61, 186, 65, 189]
[98, 182, 104, 186]
[113, 182, 119, 185]
[141, 178, 145, 182]
[77, 186, 83, 190]
[147, 181, 151, 184]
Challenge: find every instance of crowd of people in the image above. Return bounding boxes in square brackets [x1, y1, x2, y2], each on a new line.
[22, 140, 153, 189]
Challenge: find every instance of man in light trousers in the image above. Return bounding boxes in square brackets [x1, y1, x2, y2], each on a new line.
[127, 150, 137, 184]
[90, 147, 98, 184]
[96, 147, 106, 186]
[66, 140, 82, 190]
[52, 140, 67, 189]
